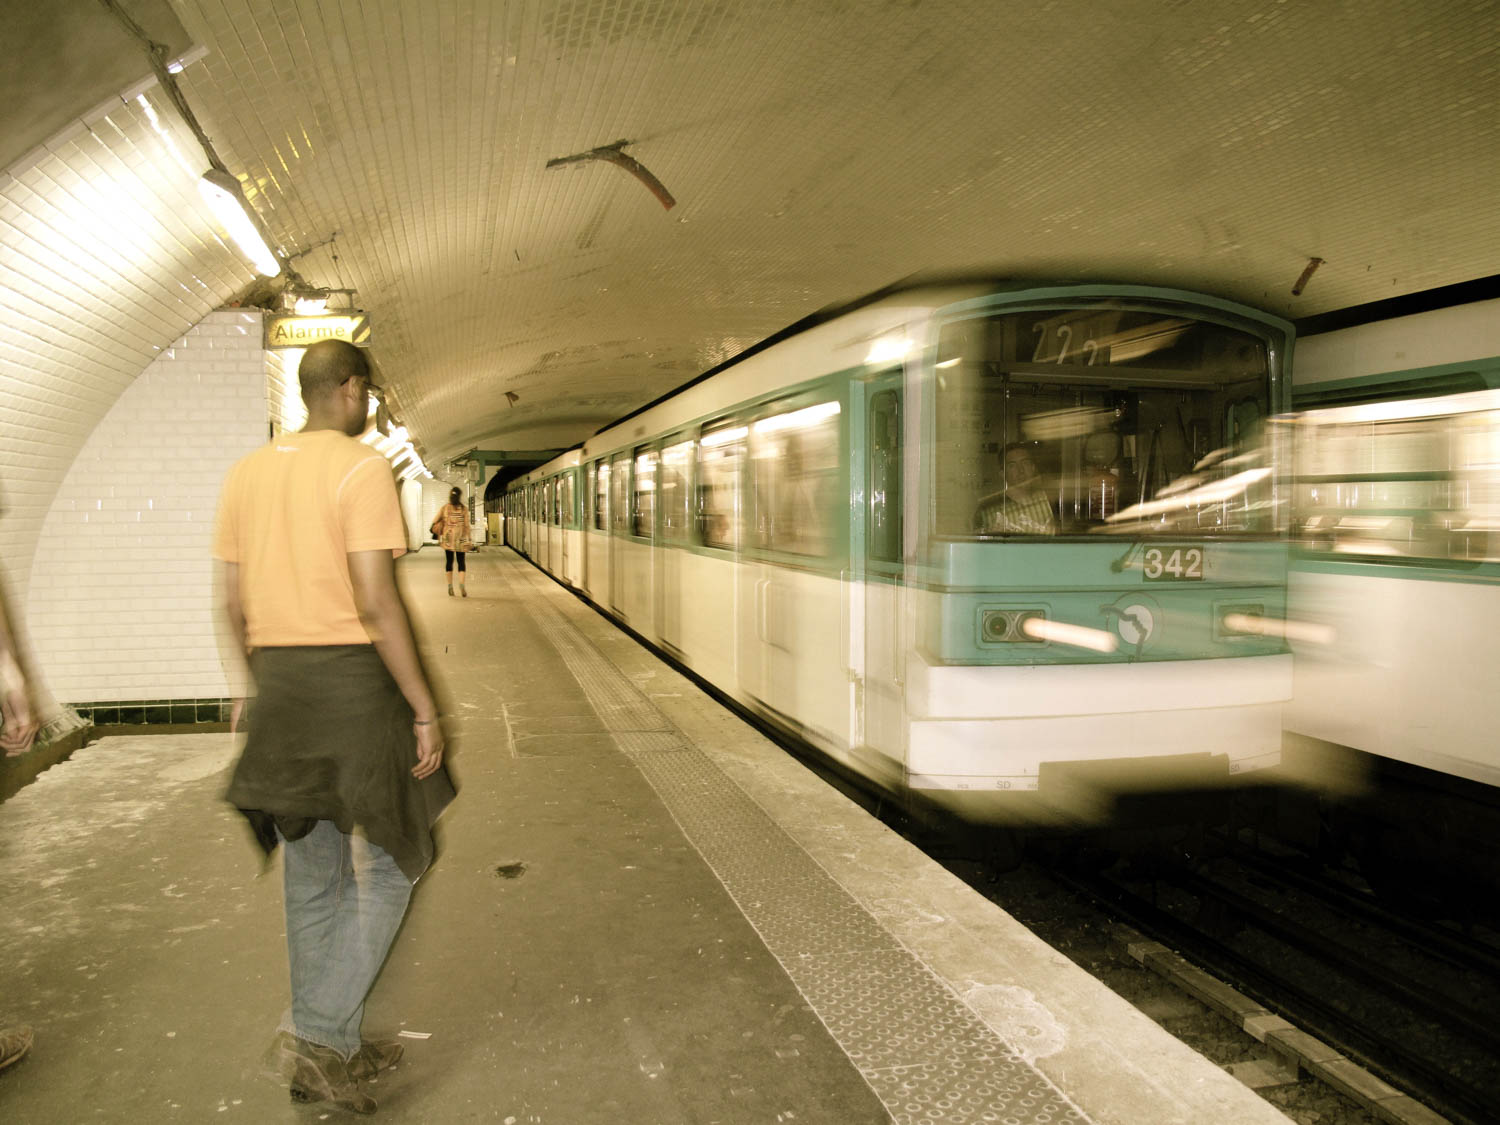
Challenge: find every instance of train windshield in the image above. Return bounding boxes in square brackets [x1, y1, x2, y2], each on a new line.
[933, 306, 1276, 539]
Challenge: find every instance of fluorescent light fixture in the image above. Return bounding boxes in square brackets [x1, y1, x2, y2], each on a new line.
[662, 440, 694, 465]
[701, 426, 748, 448]
[198, 168, 281, 277]
[753, 401, 841, 435]
[1106, 467, 1272, 523]
[1308, 386, 1500, 426]
[865, 335, 913, 366]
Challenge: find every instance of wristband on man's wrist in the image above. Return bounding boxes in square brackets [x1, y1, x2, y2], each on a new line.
[413, 717, 438, 726]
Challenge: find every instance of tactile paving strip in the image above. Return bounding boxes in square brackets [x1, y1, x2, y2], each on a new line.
[511, 562, 1090, 1125]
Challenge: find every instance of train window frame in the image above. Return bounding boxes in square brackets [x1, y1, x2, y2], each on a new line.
[745, 394, 845, 560]
[609, 451, 631, 535]
[699, 415, 749, 551]
[867, 384, 904, 566]
[930, 305, 1279, 542]
[1292, 380, 1500, 565]
[558, 471, 575, 528]
[659, 431, 696, 545]
[591, 459, 609, 531]
[632, 443, 658, 539]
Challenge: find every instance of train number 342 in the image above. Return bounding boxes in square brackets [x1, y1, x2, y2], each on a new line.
[1142, 546, 1204, 581]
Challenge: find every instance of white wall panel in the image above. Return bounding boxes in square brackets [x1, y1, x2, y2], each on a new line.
[25, 310, 267, 704]
[1, 82, 257, 720]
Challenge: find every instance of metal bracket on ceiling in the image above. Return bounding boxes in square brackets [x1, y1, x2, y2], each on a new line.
[1291, 257, 1325, 297]
[546, 139, 676, 211]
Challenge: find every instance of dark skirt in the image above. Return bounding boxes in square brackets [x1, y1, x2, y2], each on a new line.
[225, 645, 457, 882]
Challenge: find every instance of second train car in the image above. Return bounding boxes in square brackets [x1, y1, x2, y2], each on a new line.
[507, 280, 1296, 823]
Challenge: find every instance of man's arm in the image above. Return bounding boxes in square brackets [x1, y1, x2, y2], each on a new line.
[216, 561, 251, 733]
[220, 561, 248, 656]
[0, 595, 36, 756]
[347, 549, 444, 779]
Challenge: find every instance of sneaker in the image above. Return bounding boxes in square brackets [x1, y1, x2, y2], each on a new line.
[461, 587, 467, 597]
[269, 1033, 377, 1115]
[0, 1025, 34, 1072]
[347, 1037, 404, 1081]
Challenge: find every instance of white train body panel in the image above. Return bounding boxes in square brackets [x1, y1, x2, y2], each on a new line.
[1286, 570, 1500, 787]
[1287, 295, 1500, 791]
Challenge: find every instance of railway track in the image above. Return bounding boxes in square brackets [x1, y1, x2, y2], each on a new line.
[1033, 832, 1500, 1125]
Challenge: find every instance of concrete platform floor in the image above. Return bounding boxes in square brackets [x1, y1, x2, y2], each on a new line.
[0, 547, 1290, 1124]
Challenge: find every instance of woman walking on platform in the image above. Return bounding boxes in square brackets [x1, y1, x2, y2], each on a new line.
[432, 486, 472, 597]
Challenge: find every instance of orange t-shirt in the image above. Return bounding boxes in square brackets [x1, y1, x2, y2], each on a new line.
[212, 430, 407, 647]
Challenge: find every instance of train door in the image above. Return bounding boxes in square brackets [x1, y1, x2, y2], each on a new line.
[538, 480, 548, 569]
[630, 445, 658, 628]
[559, 469, 574, 583]
[699, 419, 764, 702]
[607, 451, 630, 615]
[860, 376, 907, 767]
[588, 460, 608, 601]
[654, 434, 693, 654]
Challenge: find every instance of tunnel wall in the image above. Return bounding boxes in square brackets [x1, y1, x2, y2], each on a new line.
[25, 309, 268, 712]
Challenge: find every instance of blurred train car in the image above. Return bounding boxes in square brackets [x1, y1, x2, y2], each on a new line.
[508, 280, 1295, 825]
[1281, 294, 1500, 901]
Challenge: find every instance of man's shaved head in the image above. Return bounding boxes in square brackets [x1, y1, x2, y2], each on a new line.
[299, 340, 370, 406]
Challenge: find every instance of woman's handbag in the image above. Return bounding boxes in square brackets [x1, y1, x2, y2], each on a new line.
[430, 512, 443, 540]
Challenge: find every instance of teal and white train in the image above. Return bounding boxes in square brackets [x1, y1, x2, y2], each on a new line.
[1280, 294, 1500, 886]
[506, 280, 1295, 824]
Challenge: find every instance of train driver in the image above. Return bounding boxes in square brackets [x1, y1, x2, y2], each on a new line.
[975, 442, 1057, 535]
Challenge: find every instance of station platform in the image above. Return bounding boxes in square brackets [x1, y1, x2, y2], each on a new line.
[0, 547, 1290, 1124]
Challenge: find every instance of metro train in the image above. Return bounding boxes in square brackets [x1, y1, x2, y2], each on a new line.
[503, 279, 1296, 825]
[1279, 295, 1500, 899]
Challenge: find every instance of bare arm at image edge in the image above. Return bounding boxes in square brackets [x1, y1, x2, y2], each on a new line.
[0, 598, 37, 755]
[348, 548, 445, 779]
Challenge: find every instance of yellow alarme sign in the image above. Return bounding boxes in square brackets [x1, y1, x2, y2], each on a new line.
[265, 313, 372, 348]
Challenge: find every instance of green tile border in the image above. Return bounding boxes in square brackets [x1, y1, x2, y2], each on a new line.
[68, 697, 233, 726]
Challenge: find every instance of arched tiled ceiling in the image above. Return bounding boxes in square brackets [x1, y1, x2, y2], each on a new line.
[8, 0, 1500, 496]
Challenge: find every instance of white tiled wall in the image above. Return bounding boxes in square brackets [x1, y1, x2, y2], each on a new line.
[400, 478, 426, 552]
[25, 310, 269, 703]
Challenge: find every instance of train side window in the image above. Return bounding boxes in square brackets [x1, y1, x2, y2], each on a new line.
[633, 446, 658, 538]
[869, 389, 902, 563]
[609, 453, 630, 534]
[1292, 402, 1500, 562]
[660, 435, 694, 544]
[749, 400, 842, 557]
[560, 470, 576, 529]
[593, 460, 610, 530]
[699, 420, 748, 549]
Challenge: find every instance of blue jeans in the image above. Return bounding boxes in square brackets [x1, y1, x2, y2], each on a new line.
[277, 821, 413, 1057]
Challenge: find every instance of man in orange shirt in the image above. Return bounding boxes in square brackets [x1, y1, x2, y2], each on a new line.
[214, 340, 454, 1115]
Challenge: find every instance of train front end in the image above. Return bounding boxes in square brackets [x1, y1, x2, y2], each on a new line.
[891, 286, 1294, 824]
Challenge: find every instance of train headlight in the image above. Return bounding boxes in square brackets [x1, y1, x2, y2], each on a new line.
[1217, 603, 1265, 638]
[979, 609, 1047, 644]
